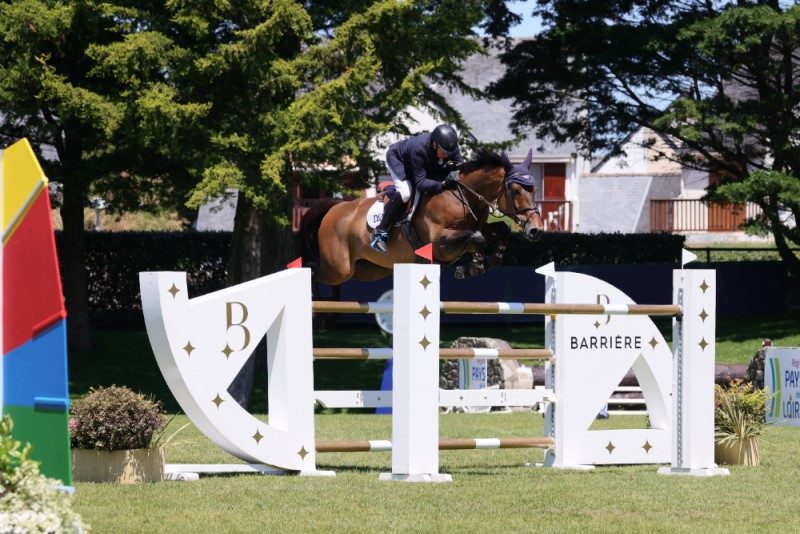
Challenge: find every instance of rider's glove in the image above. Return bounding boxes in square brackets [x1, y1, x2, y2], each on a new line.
[443, 174, 460, 190]
[444, 160, 458, 171]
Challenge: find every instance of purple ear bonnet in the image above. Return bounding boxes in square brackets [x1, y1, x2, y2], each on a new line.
[507, 148, 534, 190]
[507, 172, 534, 189]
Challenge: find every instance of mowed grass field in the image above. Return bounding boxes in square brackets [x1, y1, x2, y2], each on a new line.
[72, 413, 800, 532]
[67, 312, 800, 532]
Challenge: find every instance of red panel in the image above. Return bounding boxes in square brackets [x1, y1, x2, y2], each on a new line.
[3, 189, 65, 354]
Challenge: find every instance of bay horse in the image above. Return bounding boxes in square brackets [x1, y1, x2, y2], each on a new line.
[299, 150, 544, 286]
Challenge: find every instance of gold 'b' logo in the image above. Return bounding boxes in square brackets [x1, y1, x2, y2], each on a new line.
[596, 294, 611, 326]
[226, 302, 251, 350]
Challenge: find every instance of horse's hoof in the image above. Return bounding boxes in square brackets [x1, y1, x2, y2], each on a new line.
[454, 266, 465, 279]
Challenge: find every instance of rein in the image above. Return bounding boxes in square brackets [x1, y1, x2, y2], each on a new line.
[453, 172, 540, 225]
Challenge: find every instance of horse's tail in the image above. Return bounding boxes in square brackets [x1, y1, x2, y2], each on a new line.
[298, 199, 340, 274]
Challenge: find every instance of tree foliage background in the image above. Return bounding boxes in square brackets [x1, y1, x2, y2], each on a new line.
[0, 0, 515, 350]
[492, 0, 800, 275]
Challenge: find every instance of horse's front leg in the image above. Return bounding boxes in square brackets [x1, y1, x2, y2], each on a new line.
[481, 221, 512, 270]
[435, 230, 486, 279]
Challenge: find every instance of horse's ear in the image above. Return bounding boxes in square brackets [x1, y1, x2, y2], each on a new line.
[500, 151, 511, 166]
[522, 148, 533, 170]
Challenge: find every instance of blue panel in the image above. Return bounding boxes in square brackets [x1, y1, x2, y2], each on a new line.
[3, 319, 68, 407]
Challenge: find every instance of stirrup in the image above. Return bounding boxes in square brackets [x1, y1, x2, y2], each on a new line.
[370, 230, 389, 254]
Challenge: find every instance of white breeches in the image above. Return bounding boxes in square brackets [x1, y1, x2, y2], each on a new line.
[388, 167, 412, 202]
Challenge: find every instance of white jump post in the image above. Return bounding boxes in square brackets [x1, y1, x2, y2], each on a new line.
[539, 263, 673, 468]
[658, 269, 729, 476]
[140, 268, 331, 478]
[379, 264, 451, 482]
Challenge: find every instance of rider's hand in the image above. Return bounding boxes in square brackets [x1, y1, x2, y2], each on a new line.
[443, 174, 460, 189]
[444, 160, 458, 171]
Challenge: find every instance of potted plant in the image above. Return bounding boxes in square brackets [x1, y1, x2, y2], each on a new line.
[714, 380, 769, 466]
[70, 386, 165, 483]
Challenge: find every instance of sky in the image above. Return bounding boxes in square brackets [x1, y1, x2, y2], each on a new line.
[507, 0, 544, 37]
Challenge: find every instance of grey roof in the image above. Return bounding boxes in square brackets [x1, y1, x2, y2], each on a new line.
[441, 43, 578, 160]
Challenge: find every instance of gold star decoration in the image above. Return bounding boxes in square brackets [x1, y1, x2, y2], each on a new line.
[649, 337, 659, 349]
[419, 305, 431, 320]
[298, 447, 309, 460]
[699, 280, 709, 293]
[167, 283, 180, 298]
[605, 441, 616, 454]
[419, 275, 431, 289]
[419, 336, 431, 350]
[699, 309, 709, 322]
[221, 344, 234, 359]
[252, 430, 263, 444]
[212, 394, 224, 408]
[593, 320, 601, 330]
[183, 341, 196, 357]
[699, 337, 709, 351]
[642, 441, 653, 454]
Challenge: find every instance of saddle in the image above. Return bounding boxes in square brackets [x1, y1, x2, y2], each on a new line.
[366, 187, 425, 256]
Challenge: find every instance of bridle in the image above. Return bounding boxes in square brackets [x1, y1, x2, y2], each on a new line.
[453, 171, 541, 228]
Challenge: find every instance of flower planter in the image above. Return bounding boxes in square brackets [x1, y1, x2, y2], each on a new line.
[73, 447, 165, 483]
[715, 438, 760, 466]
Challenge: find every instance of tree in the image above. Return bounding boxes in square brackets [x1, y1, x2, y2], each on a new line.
[171, 0, 514, 405]
[492, 0, 800, 275]
[0, 1, 205, 350]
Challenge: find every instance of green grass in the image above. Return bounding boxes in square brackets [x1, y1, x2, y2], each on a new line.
[71, 413, 800, 532]
[69, 311, 800, 409]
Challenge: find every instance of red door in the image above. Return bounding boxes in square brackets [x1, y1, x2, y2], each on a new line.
[543, 163, 566, 230]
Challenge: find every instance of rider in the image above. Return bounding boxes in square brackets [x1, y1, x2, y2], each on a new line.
[369, 124, 464, 253]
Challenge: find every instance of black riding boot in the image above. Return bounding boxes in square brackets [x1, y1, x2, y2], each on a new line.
[370, 191, 405, 253]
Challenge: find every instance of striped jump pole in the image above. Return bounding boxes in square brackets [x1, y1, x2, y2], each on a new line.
[316, 437, 554, 453]
[312, 301, 681, 316]
[313, 347, 552, 360]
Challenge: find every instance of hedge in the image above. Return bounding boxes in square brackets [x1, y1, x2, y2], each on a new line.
[56, 232, 230, 328]
[55, 231, 685, 328]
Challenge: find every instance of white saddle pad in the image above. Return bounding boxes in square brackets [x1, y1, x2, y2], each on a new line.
[366, 200, 384, 230]
[365, 191, 421, 230]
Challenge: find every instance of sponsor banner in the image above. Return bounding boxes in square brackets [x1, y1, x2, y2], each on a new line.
[765, 347, 800, 426]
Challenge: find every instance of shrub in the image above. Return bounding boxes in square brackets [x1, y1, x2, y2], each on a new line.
[714, 380, 769, 443]
[70, 386, 165, 451]
[0, 415, 86, 532]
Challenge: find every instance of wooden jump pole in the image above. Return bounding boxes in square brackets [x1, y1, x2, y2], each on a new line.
[312, 347, 552, 360]
[316, 437, 554, 453]
[312, 301, 681, 316]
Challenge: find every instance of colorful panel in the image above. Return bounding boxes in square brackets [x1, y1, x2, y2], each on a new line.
[1, 138, 71, 485]
[3, 404, 71, 483]
[3, 320, 69, 406]
[3, 188, 65, 354]
[1, 139, 45, 236]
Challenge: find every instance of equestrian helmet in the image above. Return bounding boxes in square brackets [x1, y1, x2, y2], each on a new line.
[431, 124, 459, 156]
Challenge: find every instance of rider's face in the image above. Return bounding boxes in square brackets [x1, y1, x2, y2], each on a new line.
[434, 144, 448, 160]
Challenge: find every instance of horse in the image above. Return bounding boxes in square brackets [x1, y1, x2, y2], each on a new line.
[298, 150, 544, 286]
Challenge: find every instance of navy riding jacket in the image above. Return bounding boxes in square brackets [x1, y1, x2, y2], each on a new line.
[386, 132, 464, 193]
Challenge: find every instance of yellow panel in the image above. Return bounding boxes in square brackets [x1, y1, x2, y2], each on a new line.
[2, 138, 46, 232]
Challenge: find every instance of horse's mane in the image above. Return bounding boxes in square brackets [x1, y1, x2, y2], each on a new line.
[458, 150, 514, 176]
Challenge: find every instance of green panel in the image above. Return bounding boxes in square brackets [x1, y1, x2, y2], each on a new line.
[5, 405, 72, 485]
